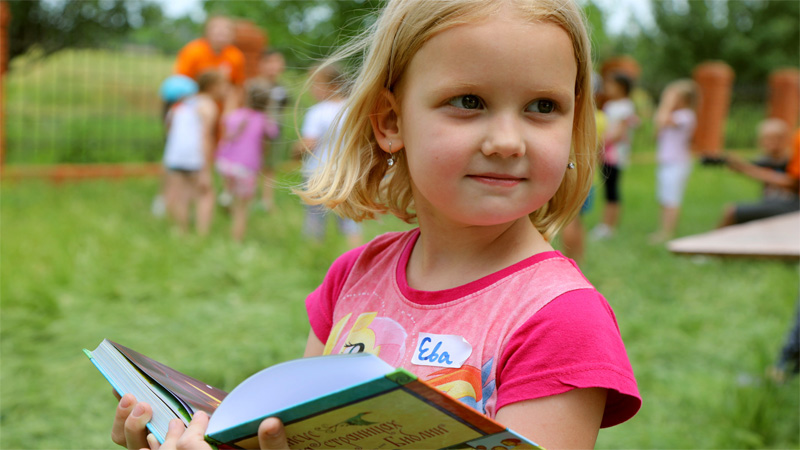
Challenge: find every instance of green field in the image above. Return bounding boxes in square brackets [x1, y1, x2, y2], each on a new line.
[1, 151, 798, 448]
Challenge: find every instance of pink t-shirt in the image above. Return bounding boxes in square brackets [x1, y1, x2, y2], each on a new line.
[306, 230, 641, 428]
[215, 108, 278, 172]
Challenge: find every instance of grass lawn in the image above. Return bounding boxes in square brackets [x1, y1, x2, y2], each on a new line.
[1, 154, 798, 449]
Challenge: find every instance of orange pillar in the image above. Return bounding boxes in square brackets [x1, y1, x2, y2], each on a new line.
[768, 68, 800, 130]
[692, 61, 734, 155]
[234, 20, 267, 80]
[0, 1, 9, 169]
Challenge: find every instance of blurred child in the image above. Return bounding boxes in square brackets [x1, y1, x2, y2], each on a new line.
[249, 50, 290, 212]
[113, 1, 640, 449]
[296, 63, 362, 247]
[718, 118, 798, 227]
[215, 83, 279, 241]
[649, 79, 698, 243]
[152, 75, 199, 218]
[591, 72, 638, 240]
[162, 70, 226, 235]
[259, 50, 290, 124]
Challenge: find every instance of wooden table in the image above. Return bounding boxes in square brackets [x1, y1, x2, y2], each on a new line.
[668, 212, 800, 260]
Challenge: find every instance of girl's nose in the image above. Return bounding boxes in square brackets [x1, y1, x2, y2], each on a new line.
[480, 113, 525, 158]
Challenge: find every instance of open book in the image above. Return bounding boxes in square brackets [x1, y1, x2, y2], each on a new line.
[86, 339, 542, 449]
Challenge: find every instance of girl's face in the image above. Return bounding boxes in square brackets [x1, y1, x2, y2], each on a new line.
[393, 10, 577, 229]
[259, 54, 285, 80]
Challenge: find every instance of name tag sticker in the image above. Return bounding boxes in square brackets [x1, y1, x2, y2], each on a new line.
[412, 333, 473, 369]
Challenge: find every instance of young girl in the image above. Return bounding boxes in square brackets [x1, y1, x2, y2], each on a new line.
[296, 64, 362, 247]
[215, 83, 279, 241]
[590, 72, 638, 240]
[113, 1, 640, 449]
[650, 79, 698, 243]
[162, 70, 226, 236]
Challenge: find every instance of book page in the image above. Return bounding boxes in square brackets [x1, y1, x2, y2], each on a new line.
[110, 341, 227, 416]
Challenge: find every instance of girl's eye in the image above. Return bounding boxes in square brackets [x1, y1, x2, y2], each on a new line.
[449, 95, 482, 110]
[527, 99, 556, 114]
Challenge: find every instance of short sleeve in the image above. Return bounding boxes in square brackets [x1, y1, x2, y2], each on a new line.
[305, 245, 367, 343]
[496, 289, 641, 428]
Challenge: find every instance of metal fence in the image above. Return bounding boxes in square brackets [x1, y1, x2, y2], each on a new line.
[4, 45, 172, 167]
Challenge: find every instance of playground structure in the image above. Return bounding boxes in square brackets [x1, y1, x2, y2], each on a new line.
[0, 6, 798, 181]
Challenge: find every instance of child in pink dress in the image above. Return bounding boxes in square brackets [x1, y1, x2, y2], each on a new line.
[215, 84, 279, 241]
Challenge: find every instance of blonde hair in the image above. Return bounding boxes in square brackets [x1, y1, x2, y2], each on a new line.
[666, 79, 699, 110]
[299, 0, 596, 240]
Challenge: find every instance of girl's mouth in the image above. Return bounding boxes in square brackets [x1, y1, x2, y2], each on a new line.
[467, 173, 525, 187]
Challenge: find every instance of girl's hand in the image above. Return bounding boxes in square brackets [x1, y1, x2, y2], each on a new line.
[256, 417, 291, 450]
[146, 413, 212, 450]
[111, 393, 153, 449]
[134, 411, 290, 450]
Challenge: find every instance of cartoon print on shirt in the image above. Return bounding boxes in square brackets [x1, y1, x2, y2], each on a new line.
[424, 358, 496, 413]
[323, 311, 497, 414]
[323, 312, 408, 365]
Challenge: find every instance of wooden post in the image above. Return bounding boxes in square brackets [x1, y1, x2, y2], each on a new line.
[768, 68, 800, 130]
[0, 1, 10, 170]
[234, 20, 267, 80]
[692, 61, 734, 155]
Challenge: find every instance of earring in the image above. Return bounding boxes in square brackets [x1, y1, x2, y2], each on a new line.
[567, 162, 576, 169]
[387, 141, 395, 167]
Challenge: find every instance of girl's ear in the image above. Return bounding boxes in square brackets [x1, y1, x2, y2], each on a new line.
[370, 89, 404, 153]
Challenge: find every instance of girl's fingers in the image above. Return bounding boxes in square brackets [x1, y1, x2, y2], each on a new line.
[157, 419, 186, 450]
[158, 413, 212, 450]
[123, 402, 153, 450]
[258, 417, 290, 450]
[112, 394, 136, 447]
[146, 432, 161, 450]
[183, 411, 210, 440]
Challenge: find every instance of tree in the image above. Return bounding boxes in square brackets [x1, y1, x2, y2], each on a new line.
[582, 0, 613, 65]
[7, 0, 134, 62]
[200, 0, 385, 68]
[626, 0, 799, 94]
